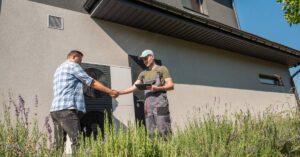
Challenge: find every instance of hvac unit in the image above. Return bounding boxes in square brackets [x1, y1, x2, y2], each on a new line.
[82, 63, 112, 111]
[81, 63, 112, 138]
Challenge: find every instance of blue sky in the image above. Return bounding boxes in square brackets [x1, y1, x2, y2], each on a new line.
[234, 0, 300, 91]
[234, 0, 300, 51]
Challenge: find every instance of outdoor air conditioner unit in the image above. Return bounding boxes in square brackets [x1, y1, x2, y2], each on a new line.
[80, 63, 112, 138]
[82, 63, 112, 111]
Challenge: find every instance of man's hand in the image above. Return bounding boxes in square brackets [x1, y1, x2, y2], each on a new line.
[109, 90, 119, 98]
[118, 90, 126, 95]
[146, 85, 159, 92]
[117, 80, 141, 95]
[146, 78, 174, 92]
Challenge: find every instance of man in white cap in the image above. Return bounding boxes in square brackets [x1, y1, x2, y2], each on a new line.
[119, 49, 174, 137]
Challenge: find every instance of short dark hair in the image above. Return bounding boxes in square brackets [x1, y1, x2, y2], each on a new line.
[67, 50, 83, 58]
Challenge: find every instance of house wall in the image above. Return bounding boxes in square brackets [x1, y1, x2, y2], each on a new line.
[98, 21, 297, 127]
[0, 0, 133, 127]
[0, 0, 297, 130]
[154, 0, 239, 28]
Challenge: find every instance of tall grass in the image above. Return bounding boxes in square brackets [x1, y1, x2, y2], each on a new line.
[0, 93, 53, 157]
[1, 94, 300, 156]
[76, 110, 300, 157]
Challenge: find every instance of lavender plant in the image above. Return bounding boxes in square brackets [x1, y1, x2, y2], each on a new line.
[1, 93, 300, 156]
[0, 93, 53, 157]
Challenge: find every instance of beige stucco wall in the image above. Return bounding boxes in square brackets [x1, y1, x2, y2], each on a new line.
[0, 0, 130, 127]
[0, 0, 297, 131]
[96, 20, 297, 127]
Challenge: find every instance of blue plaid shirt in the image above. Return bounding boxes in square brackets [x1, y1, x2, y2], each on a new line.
[50, 60, 93, 113]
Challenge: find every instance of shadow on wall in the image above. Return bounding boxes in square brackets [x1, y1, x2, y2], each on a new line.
[0, 0, 2, 14]
[29, 0, 87, 14]
[92, 19, 292, 93]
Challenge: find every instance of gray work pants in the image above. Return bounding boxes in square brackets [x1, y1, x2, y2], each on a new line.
[145, 92, 172, 137]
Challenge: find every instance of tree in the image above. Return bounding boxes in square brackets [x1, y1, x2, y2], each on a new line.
[277, 0, 300, 25]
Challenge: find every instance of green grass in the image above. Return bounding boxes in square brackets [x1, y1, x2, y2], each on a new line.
[1, 94, 300, 156]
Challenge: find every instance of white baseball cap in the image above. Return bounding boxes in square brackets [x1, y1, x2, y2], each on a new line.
[139, 49, 154, 58]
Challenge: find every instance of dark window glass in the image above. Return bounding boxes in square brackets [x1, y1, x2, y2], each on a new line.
[183, 0, 204, 13]
[259, 74, 284, 86]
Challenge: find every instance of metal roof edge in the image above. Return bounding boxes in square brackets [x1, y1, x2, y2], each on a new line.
[135, 0, 300, 57]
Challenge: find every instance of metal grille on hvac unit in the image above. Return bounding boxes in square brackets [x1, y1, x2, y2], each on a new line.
[48, 15, 63, 30]
[81, 63, 112, 111]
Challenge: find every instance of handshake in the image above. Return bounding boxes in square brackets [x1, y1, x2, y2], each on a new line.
[109, 89, 120, 98]
[107, 84, 160, 99]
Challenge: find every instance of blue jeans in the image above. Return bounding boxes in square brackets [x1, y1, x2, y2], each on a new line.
[50, 109, 83, 154]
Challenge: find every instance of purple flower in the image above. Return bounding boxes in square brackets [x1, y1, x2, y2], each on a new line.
[44, 116, 53, 143]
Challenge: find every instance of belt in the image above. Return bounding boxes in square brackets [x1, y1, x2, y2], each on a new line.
[147, 91, 166, 94]
[145, 91, 167, 97]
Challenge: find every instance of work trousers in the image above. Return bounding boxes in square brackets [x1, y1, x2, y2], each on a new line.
[145, 92, 172, 137]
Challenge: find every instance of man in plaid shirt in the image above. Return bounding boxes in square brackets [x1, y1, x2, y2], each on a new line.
[50, 50, 118, 154]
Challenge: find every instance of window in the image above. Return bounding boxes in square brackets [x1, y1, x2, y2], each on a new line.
[48, 15, 64, 30]
[182, 0, 208, 15]
[259, 74, 284, 86]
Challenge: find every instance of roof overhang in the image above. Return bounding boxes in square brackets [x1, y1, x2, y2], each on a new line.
[85, 0, 300, 66]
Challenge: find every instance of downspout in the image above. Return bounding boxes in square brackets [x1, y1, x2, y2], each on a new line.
[290, 68, 300, 110]
[232, 0, 241, 29]
[83, 0, 104, 17]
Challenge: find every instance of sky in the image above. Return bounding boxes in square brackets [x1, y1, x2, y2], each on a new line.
[234, 0, 300, 92]
[234, 0, 300, 51]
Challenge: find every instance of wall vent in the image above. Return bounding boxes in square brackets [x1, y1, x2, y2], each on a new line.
[48, 15, 64, 30]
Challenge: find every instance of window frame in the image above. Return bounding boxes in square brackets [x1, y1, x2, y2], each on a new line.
[258, 74, 284, 86]
[182, 0, 208, 15]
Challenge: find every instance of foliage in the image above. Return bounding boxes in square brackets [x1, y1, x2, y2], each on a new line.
[1, 93, 300, 156]
[0, 93, 54, 157]
[277, 0, 300, 25]
[76, 110, 300, 157]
